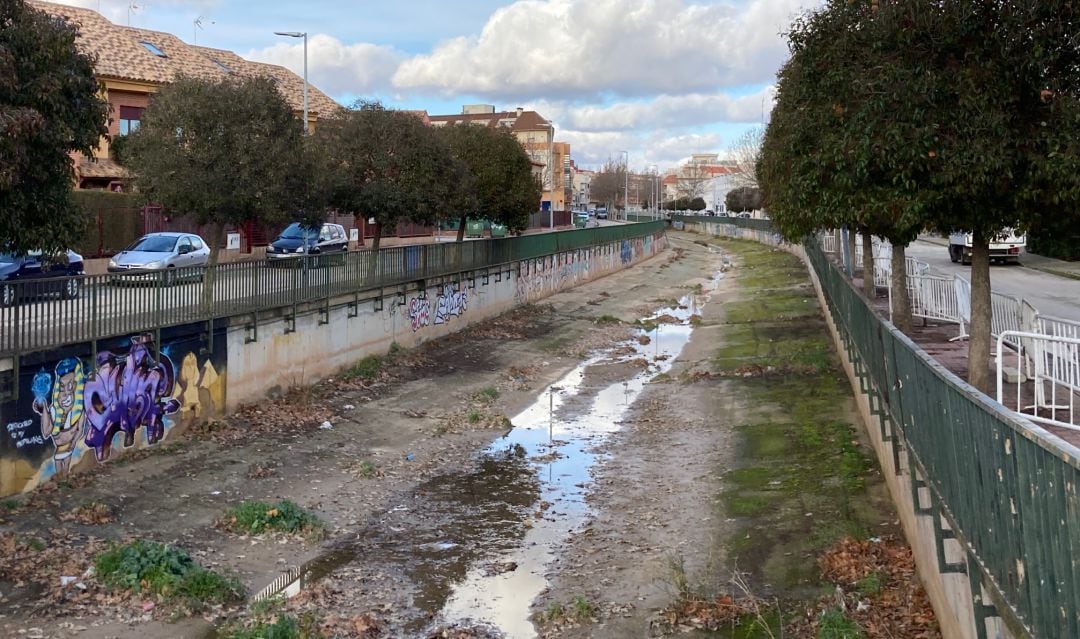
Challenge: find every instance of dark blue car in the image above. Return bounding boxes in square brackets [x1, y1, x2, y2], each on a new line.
[0, 250, 85, 306]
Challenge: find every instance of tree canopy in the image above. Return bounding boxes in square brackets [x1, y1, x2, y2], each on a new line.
[125, 75, 310, 253]
[761, 0, 1080, 390]
[438, 124, 541, 241]
[725, 187, 763, 213]
[589, 158, 627, 211]
[0, 0, 109, 254]
[315, 102, 451, 251]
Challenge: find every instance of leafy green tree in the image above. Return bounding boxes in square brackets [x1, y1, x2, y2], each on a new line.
[127, 75, 312, 256]
[316, 102, 452, 253]
[0, 0, 109, 254]
[763, 0, 1080, 391]
[725, 187, 763, 213]
[126, 75, 312, 306]
[438, 124, 540, 241]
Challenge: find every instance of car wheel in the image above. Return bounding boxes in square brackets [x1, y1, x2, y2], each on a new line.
[0, 284, 15, 307]
[63, 277, 80, 300]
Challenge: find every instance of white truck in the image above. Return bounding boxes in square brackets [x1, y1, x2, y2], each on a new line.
[948, 230, 1026, 265]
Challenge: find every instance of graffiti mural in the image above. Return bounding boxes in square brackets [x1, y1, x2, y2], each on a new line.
[408, 296, 431, 331]
[515, 235, 666, 304]
[434, 284, 469, 325]
[1, 325, 226, 493]
[84, 333, 180, 461]
[620, 240, 633, 265]
[30, 358, 85, 476]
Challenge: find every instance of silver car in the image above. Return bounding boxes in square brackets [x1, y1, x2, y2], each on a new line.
[108, 232, 210, 284]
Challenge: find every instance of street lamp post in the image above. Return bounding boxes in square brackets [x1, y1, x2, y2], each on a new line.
[621, 150, 628, 221]
[274, 31, 308, 134]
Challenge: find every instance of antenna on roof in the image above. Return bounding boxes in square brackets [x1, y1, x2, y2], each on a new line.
[127, 3, 139, 27]
[193, 16, 214, 44]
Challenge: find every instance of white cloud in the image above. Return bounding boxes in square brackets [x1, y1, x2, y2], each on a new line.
[393, 0, 811, 100]
[246, 35, 403, 97]
[556, 128, 724, 168]
[57, 0, 218, 26]
[533, 86, 775, 132]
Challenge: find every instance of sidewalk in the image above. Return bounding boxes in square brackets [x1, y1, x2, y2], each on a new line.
[917, 233, 1080, 280]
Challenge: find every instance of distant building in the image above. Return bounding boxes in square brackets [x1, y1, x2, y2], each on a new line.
[428, 106, 569, 210]
[33, 0, 340, 189]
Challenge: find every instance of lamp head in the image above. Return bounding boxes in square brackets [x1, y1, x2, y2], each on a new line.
[274, 31, 304, 37]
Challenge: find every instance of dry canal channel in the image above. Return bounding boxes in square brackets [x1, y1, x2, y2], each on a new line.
[0, 234, 933, 639]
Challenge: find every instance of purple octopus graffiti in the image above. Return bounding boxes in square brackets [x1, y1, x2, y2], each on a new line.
[83, 334, 180, 460]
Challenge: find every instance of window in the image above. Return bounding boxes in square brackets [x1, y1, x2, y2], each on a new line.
[190, 237, 205, 250]
[211, 59, 231, 74]
[118, 106, 144, 135]
[140, 41, 167, 57]
[177, 237, 193, 254]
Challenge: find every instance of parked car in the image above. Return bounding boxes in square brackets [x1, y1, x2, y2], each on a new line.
[108, 232, 210, 284]
[0, 250, 84, 306]
[266, 222, 348, 263]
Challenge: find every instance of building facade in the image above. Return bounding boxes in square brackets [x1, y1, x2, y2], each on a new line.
[428, 105, 569, 210]
[34, 1, 340, 189]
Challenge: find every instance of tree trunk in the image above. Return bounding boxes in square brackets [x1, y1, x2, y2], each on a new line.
[846, 226, 857, 277]
[968, 237, 993, 392]
[862, 230, 875, 298]
[367, 223, 382, 281]
[201, 222, 224, 317]
[456, 214, 467, 243]
[833, 228, 842, 262]
[890, 243, 912, 332]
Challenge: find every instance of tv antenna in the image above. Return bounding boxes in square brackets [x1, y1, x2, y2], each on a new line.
[193, 16, 214, 44]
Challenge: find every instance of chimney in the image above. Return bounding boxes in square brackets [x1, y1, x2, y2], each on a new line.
[516, 107, 523, 117]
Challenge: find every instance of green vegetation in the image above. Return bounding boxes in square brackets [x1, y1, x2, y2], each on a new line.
[817, 608, 863, 639]
[220, 611, 322, 639]
[475, 386, 500, 403]
[343, 354, 383, 380]
[571, 595, 594, 620]
[711, 239, 884, 598]
[855, 572, 882, 597]
[94, 540, 242, 607]
[221, 500, 325, 540]
[595, 314, 621, 324]
[354, 460, 378, 478]
[467, 409, 483, 424]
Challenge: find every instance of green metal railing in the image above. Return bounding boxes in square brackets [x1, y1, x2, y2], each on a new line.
[679, 215, 1079, 639]
[0, 221, 664, 357]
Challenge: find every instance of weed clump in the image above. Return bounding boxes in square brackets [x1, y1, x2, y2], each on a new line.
[343, 354, 383, 380]
[94, 539, 242, 607]
[220, 500, 324, 540]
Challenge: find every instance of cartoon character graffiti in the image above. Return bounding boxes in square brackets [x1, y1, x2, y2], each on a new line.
[434, 284, 468, 325]
[84, 334, 180, 461]
[30, 358, 86, 476]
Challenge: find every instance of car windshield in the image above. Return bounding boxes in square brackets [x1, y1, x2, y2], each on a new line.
[280, 224, 318, 240]
[126, 236, 178, 252]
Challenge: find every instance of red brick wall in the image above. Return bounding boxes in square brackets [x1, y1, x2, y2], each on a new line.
[107, 90, 152, 139]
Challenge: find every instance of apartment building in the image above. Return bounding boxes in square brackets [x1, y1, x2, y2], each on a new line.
[428, 105, 569, 210]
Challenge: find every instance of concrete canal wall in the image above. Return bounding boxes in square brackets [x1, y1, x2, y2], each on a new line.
[0, 232, 667, 496]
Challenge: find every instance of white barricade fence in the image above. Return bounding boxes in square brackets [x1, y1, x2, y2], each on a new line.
[821, 232, 837, 254]
[953, 276, 972, 340]
[908, 274, 961, 325]
[991, 292, 1023, 352]
[998, 330, 1080, 431]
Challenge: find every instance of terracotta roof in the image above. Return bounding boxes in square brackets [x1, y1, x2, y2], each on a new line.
[428, 109, 553, 132]
[77, 156, 129, 180]
[31, 1, 340, 117]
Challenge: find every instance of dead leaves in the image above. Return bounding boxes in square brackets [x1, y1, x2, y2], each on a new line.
[57, 502, 114, 525]
[790, 536, 941, 638]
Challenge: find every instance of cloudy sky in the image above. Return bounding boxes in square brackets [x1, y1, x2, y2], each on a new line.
[61, 0, 818, 171]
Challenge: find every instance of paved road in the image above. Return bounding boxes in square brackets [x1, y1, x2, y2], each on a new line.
[905, 239, 1080, 321]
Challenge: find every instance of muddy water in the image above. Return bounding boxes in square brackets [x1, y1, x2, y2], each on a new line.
[426, 284, 718, 636]
[260, 272, 722, 637]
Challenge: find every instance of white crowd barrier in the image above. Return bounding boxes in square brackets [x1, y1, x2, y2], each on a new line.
[824, 229, 1080, 430]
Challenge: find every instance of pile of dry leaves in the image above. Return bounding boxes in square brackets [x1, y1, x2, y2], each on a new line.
[790, 536, 941, 638]
[0, 530, 107, 614]
[655, 593, 774, 634]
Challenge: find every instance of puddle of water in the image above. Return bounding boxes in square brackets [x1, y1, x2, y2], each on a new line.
[432, 281, 722, 636]
[253, 271, 726, 638]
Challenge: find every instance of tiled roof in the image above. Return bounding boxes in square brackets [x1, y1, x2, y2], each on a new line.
[31, 1, 340, 117]
[428, 109, 553, 132]
[77, 156, 129, 179]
